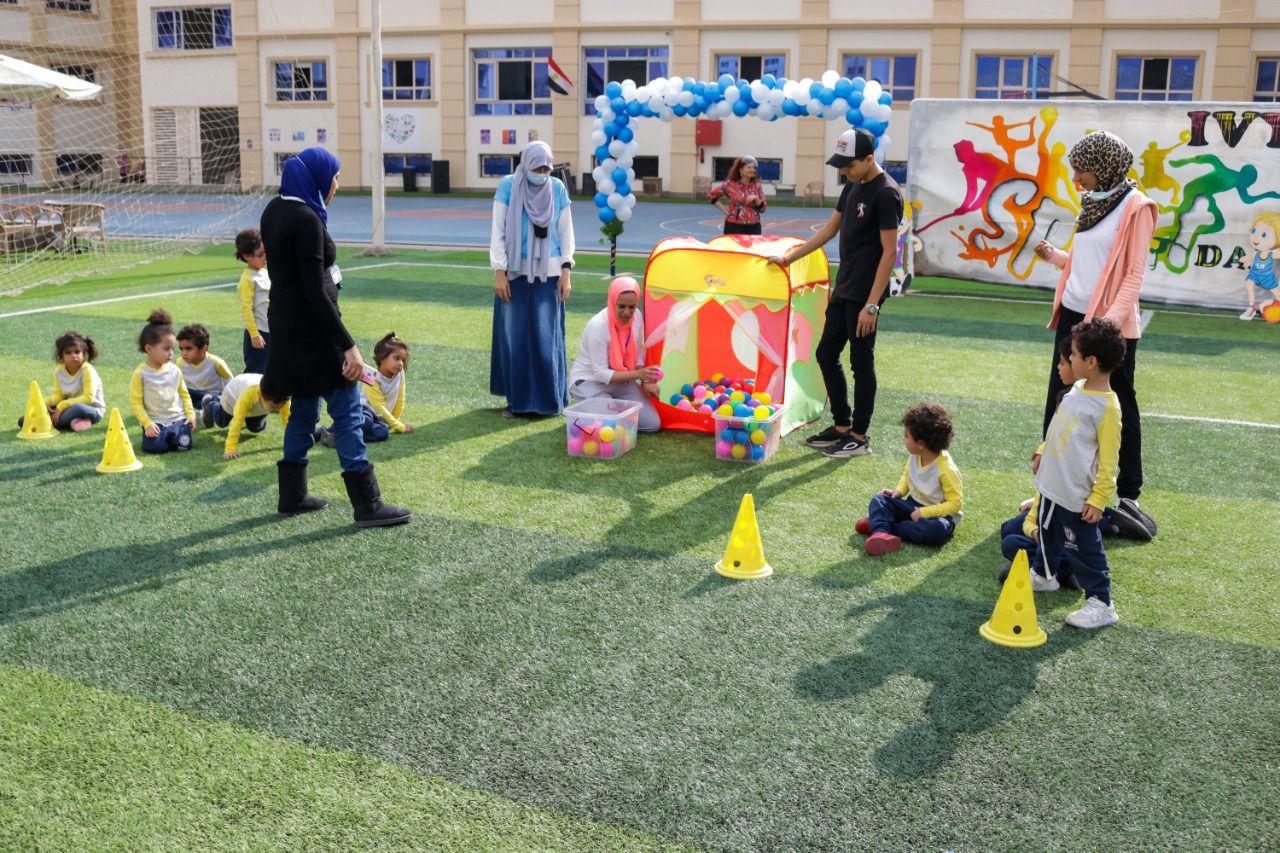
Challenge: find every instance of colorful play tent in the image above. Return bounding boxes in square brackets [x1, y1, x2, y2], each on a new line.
[642, 234, 829, 435]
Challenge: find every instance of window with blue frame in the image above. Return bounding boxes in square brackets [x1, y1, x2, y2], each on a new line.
[274, 152, 299, 176]
[715, 53, 786, 82]
[1114, 56, 1196, 101]
[481, 154, 516, 177]
[582, 47, 669, 114]
[383, 58, 432, 101]
[383, 154, 433, 175]
[55, 153, 102, 174]
[0, 155, 33, 175]
[46, 0, 93, 12]
[842, 54, 917, 102]
[274, 60, 328, 102]
[975, 54, 1054, 99]
[473, 48, 554, 116]
[154, 7, 232, 50]
[713, 157, 783, 182]
[1255, 57, 1280, 101]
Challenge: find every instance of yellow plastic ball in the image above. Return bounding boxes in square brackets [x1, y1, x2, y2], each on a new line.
[599, 425, 616, 443]
[711, 372, 725, 382]
[729, 391, 745, 404]
[731, 443, 747, 459]
[750, 429, 767, 445]
[716, 404, 734, 416]
[583, 440, 599, 456]
[753, 406, 770, 420]
[755, 392, 772, 405]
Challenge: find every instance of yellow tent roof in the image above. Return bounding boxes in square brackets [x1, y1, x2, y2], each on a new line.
[644, 236, 830, 302]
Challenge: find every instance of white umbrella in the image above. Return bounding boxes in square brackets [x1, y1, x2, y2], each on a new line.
[0, 53, 102, 101]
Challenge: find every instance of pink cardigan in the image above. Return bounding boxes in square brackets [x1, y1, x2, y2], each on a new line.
[1045, 191, 1159, 339]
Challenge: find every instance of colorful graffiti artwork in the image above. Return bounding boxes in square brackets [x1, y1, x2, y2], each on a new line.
[909, 101, 1280, 311]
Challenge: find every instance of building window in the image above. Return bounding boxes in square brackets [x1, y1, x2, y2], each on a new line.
[975, 54, 1053, 99]
[46, 0, 92, 12]
[1255, 57, 1280, 101]
[842, 54, 916, 102]
[583, 47, 669, 114]
[274, 152, 300, 176]
[273, 60, 328, 102]
[154, 7, 233, 51]
[383, 58, 431, 101]
[50, 65, 95, 84]
[480, 154, 516, 177]
[715, 53, 785, 82]
[0, 154, 34, 175]
[56, 153, 103, 174]
[384, 153, 432, 175]
[473, 48, 553, 116]
[1115, 56, 1196, 101]
[713, 157, 782, 182]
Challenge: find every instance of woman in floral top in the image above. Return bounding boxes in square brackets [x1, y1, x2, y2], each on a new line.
[708, 156, 768, 235]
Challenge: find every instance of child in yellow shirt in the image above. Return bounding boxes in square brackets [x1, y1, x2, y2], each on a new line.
[201, 372, 290, 459]
[129, 308, 195, 453]
[235, 227, 271, 374]
[19, 331, 107, 432]
[176, 323, 233, 411]
[316, 332, 413, 447]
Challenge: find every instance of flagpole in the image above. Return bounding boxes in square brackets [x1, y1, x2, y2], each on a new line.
[370, 0, 386, 252]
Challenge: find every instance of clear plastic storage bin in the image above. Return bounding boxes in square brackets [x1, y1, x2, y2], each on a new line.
[564, 398, 641, 460]
[712, 404, 785, 463]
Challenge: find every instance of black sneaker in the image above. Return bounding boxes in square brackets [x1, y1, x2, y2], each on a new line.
[1112, 498, 1156, 541]
[805, 425, 848, 448]
[200, 398, 216, 429]
[822, 434, 871, 458]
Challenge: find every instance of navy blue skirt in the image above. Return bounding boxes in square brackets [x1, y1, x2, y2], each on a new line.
[490, 275, 568, 415]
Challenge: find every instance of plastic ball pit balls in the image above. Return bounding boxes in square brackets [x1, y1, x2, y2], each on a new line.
[669, 394, 684, 406]
[599, 425, 616, 443]
[750, 429, 767, 445]
[681, 383, 695, 397]
[599, 442, 616, 459]
[717, 404, 734, 416]
[755, 392, 772, 405]
[716, 439, 732, 457]
[733, 404, 754, 418]
[568, 435, 585, 454]
[677, 398, 695, 411]
[711, 372, 725, 383]
[698, 404, 714, 414]
[583, 440, 599, 456]
[731, 443, 747, 460]
[754, 406, 771, 420]
[568, 422, 583, 439]
[750, 444, 765, 461]
[729, 391, 745, 404]
[650, 366, 664, 380]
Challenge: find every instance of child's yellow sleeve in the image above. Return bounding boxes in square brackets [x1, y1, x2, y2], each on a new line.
[224, 387, 255, 454]
[44, 368, 65, 408]
[212, 354, 233, 381]
[919, 455, 964, 519]
[1022, 495, 1040, 538]
[177, 373, 195, 420]
[238, 270, 260, 337]
[391, 375, 406, 425]
[57, 366, 97, 411]
[366, 382, 407, 433]
[1087, 397, 1122, 511]
[279, 400, 290, 428]
[129, 367, 152, 429]
[895, 461, 910, 498]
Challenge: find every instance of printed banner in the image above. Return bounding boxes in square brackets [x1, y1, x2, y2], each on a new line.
[908, 99, 1280, 310]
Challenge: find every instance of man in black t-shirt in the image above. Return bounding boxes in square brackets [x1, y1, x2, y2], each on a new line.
[771, 128, 903, 458]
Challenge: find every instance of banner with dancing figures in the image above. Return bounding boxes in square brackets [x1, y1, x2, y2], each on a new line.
[908, 100, 1280, 312]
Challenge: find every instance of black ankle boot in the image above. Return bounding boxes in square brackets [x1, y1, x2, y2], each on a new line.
[277, 459, 329, 517]
[341, 463, 412, 528]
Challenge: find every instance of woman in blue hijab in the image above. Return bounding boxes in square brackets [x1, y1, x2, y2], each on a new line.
[259, 147, 410, 528]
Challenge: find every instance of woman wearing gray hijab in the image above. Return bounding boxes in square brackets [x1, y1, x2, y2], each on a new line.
[489, 140, 576, 417]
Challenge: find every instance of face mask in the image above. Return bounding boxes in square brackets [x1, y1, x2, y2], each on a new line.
[527, 172, 549, 187]
[1081, 183, 1123, 203]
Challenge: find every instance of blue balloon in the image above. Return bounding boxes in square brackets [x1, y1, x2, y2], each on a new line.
[718, 73, 735, 88]
[845, 108, 863, 126]
[682, 77, 695, 92]
[878, 92, 893, 106]
[693, 82, 706, 97]
[809, 82, 823, 98]
[627, 100, 643, 117]
[599, 207, 616, 223]
[616, 182, 631, 197]
[762, 73, 777, 88]
[614, 112, 630, 127]
[610, 97, 626, 114]
[782, 99, 799, 116]
[687, 103, 703, 117]
[594, 192, 609, 208]
[605, 81, 622, 98]
[818, 88, 836, 105]
[851, 76, 866, 90]
[604, 122, 619, 138]
[834, 78, 853, 99]
[868, 119, 888, 136]
[594, 145, 610, 162]
[705, 82, 722, 100]
[732, 100, 750, 117]
[618, 126, 634, 143]
[672, 104, 688, 117]
[693, 96, 708, 113]
[611, 167, 627, 185]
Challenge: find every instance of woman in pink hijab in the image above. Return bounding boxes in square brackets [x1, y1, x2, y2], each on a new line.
[567, 276, 661, 432]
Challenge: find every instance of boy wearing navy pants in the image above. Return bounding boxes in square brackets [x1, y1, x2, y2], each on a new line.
[1034, 318, 1126, 629]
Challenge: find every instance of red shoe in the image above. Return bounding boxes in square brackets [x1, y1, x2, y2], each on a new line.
[855, 516, 871, 535]
[864, 532, 901, 556]
[70, 418, 92, 432]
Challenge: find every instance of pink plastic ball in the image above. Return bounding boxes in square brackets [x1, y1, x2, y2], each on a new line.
[676, 398, 694, 411]
[650, 366, 664, 381]
[698, 404, 714, 414]
[716, 439, 732, 458]
[567, 435, 584, 455]
[599, 441, 616, 459]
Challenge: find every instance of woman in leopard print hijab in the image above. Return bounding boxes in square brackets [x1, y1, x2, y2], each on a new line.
[1069, 131, 1139, 232]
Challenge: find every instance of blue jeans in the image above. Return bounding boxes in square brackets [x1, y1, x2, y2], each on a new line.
[1037, 497, 1112, 604]
[54, 403, 102, 429]
[867, 493, 956, 546]
[141, 420, 192, 454]
[244, 329, 271, 374]
[362, 403, 390, 442]
[283, 382, 368, 473]
[203, 396, 266, 432]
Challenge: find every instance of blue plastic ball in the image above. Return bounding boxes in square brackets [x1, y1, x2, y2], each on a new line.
[680, 383, 694, 398]
[605, 81, 623, 98]
[733, 404, 753, 418]
[670, 393, 684, 406]
[750, 444, 765, 461]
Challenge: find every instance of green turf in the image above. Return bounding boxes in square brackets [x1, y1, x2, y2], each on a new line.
[1, 248, 1278, 849]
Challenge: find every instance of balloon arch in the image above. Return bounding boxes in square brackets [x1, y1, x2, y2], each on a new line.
[588, 69, 895, 225]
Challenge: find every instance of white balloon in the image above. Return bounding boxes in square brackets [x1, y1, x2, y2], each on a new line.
[593, 117, 604, 129]
[621, 80, 637, 98]
[864, 80, 883, 102]
[794, 88, 811, 106]
[724, 86, 740, 105]
[635, 86, 651, 102]
[879, 134, 892, 150]
[659, 107, 675, 122]
[626, 168, 636, 182]
[598, 178, 615, 194]
[590, 130, 605, 146]
[594, 94, 610, 113]
[617, 205, 633, 222]
[624, 140, 639, 156]
[782, 80, 799, 99]
[649, 77, 667, 93]
[831, 97, 850, 115]
[799, 77, 814, 91]
[592, 166, 606, 183]
[806, 100, 822, 116]
[624, 193, 636, 207]
[757, 102, 775, 120]
[608, 139, 626, 157]
[750, 82, 768, 103]
[649, 96, 664, 112]
[607, 192, 624, 209]
[825, 107, 841, 120]
[861, 94, 878, 115]
[678, 91, 694, 107]
[769, 89, 785, 106]
[601, 157, 617, 172]
[617, 155, 633, 169]
[666, 78, 683, 94]
[662, 90, 679, 106]
[821, 69, 839, 89]
[874, 147, 886, 164]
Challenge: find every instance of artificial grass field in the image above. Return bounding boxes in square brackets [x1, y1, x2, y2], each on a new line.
[1, 246, 1277, 850]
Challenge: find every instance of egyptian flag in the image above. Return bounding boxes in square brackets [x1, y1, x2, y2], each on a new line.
[547, 56, 573, 96]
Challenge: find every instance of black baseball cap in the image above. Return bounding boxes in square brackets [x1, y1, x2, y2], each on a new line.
[827, 128, 876, 167]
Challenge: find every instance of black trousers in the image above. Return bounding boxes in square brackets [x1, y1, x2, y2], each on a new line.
[1044, 306, 1144, 500]
[815, 298, 877, 434]
[723, 220, 762, 235]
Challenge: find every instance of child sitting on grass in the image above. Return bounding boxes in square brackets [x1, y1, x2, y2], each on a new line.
[1033, 317, 1125, 629]
[20, 331, 106, 432]
[129, 309, 195, 454]
[235, 227, 271, 374]
[855, 402, 963, 556]
[317, 332, 413, 447]
[176, 323, 233, 411]
[200, 372, 290, 459]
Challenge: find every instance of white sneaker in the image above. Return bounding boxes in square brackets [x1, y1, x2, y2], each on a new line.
[1065, 596, 1119, 629]
[1240, 304, 1258, 320]
[1031, 570, 1060, 592]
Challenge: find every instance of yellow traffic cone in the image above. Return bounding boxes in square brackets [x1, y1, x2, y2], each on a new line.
[95, 408, 143, 474]
[979, 549, 1047, 648]
[17, 380, 58, 440]
[715, 493, 773, 580]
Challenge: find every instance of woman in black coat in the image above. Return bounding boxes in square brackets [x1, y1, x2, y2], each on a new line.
[259, 148, 409, 527]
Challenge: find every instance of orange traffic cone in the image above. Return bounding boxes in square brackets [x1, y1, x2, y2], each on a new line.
[715, 493, 773, 580]
[96, 408, 143, 474]
[17, 380, 58, 440]
[979, 549, 1048, 648]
